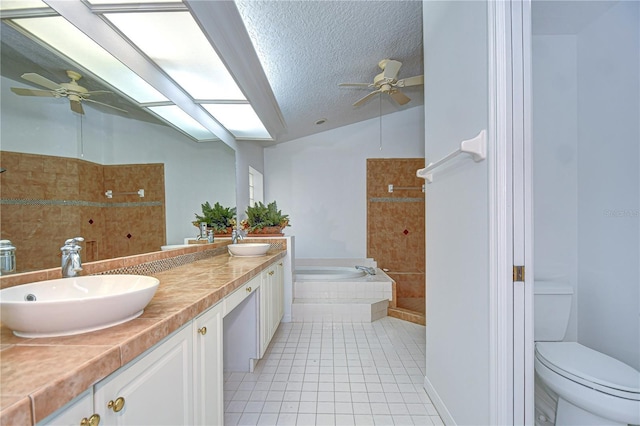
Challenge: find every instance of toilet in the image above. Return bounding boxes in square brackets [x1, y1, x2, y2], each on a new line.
[534, 281, 640, 425]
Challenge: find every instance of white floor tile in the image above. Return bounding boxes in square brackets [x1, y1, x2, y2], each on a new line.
[256, 412, 278, 425]
[277, 412, 298, 425]
[335, 414, 356, 426]
[354, 414, 375, 425]
[316, 413, 336, 426]
[238, 412, 260, 426]
[372, 414, 394, 425]
[297, 413, 317, 425]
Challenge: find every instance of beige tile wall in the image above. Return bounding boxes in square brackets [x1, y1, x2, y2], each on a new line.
[0, 151, 166, 273]
[366, 158, 425, 300]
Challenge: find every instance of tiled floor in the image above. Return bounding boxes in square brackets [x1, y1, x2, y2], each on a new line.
[224, 317, 443, 426]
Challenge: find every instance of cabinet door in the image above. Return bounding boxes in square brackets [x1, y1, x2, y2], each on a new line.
[38, 389, 96, 426]
[193, 302, 223, 426]
[275, 261, 284, 323]
[259, 268, 272, 358]
[94, 325, 193, 426]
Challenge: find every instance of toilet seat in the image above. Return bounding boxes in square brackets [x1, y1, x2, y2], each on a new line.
[535, 342, 640, 401]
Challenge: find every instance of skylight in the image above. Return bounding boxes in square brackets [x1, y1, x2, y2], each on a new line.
[147, 105, 216, 141]
[202, 104, 271, 140]
[104, 11, 246, 101]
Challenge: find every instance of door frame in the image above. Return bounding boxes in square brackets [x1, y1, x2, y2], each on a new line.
[488, 0, 533, 424]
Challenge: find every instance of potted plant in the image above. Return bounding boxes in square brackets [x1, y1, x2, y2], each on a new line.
[193, 202, 236, 235]
[240, 201, 290, 235]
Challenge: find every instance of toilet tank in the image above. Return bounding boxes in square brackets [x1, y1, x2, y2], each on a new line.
[534, 281, 573, 341]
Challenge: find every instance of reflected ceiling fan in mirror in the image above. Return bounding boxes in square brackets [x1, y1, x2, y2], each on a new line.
[10, 70, 127, 115]
[339, 59, 424, 107]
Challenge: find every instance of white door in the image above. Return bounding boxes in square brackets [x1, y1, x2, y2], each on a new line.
[421, 0, 532, 424]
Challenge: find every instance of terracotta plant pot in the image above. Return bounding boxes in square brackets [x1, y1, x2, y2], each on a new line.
[246, 226, 284, 237]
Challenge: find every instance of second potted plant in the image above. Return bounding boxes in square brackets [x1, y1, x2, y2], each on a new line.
[240, 201, 290, 236]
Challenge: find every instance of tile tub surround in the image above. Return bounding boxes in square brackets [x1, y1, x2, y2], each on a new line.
[292, 268, 394, 323]
[0, 245, 286, 425]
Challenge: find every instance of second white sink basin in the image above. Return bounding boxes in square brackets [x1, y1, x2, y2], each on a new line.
[0, 275, 159, 338]
[227, 243, 271, 257]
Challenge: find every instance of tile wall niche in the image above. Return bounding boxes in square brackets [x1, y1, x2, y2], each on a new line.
[0, 151, 166, 273]
[366, 158, 425, 318]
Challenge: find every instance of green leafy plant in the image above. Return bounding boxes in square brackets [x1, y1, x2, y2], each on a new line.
[194, 202, 236, 232]
[241, 201, 290, 232]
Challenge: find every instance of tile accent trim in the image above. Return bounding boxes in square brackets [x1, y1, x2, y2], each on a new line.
[98, 246, 229, 276]
[0, 198, 162, 208]
[369, 197, 424, 203]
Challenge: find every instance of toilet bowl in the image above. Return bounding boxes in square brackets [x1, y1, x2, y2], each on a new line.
[533, 281, 640, 425]
[535, 342, 640, 425]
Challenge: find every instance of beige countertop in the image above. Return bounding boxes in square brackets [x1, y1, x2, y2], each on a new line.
[0, 250, 286, 425]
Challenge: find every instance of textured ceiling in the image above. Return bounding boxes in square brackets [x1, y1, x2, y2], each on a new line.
[1, 1, 424, 145]
[235, 0, 424, 144]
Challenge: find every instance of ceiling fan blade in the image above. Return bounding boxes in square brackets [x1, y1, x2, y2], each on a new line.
[11, 87, 56, 97]
[382, 60, 402, 81]
[389, 89, 411, 105]
[84, 90, 112, 96]
[353, 90, 381, 107]
[70, 99, 84, 115]
[396, 75, 424, 88]
[21, 73, 63, 91]
[84, 98, 128, 113]
[338, 83, 371, 87]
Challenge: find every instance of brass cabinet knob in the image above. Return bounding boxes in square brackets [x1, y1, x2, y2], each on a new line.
[278, 262, 283, 266]
[107, 396, 125, 412]
[246, 286, 252, 292]
[268, 271, 274, 276]
[80, 414, 100, 426]
[198, 326, 207, 335]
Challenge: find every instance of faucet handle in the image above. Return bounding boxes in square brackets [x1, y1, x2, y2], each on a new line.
[63, 237, 84, 247]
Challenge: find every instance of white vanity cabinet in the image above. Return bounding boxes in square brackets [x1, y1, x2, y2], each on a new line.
[193, 301, 223, 426]
[259, 261, 284, 358]
[94, 325, 194, 426]
[34, 256, 287, 426]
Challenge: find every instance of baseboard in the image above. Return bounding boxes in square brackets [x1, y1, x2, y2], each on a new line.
[424, 375, 456, 425]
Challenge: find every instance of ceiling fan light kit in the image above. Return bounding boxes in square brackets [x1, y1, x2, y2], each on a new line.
[10, 70, 127, 115]
[339, 58, 424, 107]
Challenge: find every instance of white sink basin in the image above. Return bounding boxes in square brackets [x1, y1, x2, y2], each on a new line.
[227, 243, 270, 257]
[0, 275, 159, 338]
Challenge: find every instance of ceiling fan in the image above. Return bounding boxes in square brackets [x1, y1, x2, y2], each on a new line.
[10, 70, 127, 115]
[339, 59, 424, 107]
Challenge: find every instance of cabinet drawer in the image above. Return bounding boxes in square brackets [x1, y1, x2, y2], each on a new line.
[223, 276, 258, 317]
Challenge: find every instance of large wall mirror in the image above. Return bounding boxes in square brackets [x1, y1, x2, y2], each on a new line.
[0, 21, 237, 273]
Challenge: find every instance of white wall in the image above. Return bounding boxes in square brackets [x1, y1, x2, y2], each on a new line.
[532, 35, 579, 341]
[422, 1, 490, 423]
[575, 1, 639, 370]
[0, 75, 236, 247]
[263, 106, 424, 259]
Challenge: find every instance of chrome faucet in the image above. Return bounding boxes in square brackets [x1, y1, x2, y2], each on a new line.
[61, 237, 84, 278]
[355, 265, 376, 275]
[231, 228, 244, 244]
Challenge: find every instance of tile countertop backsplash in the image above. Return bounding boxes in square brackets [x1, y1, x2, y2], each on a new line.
[0, 241, 286, 425]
